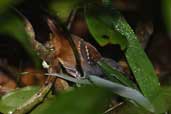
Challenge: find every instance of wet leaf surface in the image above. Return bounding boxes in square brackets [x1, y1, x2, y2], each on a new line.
[111, 11, 166, 113]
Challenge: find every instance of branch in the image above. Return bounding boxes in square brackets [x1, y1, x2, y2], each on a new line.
[12, 83, 52, 114]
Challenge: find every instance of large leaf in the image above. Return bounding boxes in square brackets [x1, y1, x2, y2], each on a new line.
[114, 86, 171, 114]
[85, 6, 127, 50]
[0, 11, 41, 68]
[111, 11, 166, 113]
[31, 86, 111, 114]
[0, 86, 39, 113]
[46, 73, 154, 112]
[88, 75, 154, 112]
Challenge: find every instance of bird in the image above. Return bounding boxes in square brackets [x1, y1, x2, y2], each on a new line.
[46, 17, 122, 78]
[23, 10, 123, 79]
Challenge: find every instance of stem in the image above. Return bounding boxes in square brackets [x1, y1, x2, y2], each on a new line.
[64, 9, 84, 77]
[12, 83, 52, 114]
[104, 102, 124, 114]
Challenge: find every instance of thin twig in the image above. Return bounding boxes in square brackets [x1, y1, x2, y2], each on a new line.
[14, 8, 51, 61]
[65, 9, 84, 77]
[104, 102, 124, 114]
[67, 9, 77, 30]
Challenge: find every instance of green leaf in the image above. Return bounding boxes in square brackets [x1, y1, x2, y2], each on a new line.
[88, 75, 154, 112]
[97, 59, 136, 88]
[102, 0, 112, 6]
[49, 0, 84, 22]
[112, 102, 151, 114]
[85, 6, 127, 50]
[162, 86, 171, 111]
[46, 73, 154, 112]
[0, 86, 40, 113]
[31, 86, 111, 114]
[0, 11, 41, 68]
[0, 0, 13, 13]
[111, 11, 166, 113]
[162, 0, 171, 33]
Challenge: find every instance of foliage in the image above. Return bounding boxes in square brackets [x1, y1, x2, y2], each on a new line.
[0, 86, 112, 114]
[49, 0, 88, 22]
[85, 5, 166, 113]
[0, 86, 40, 113]
[85, 6, 127, 50]
[31, 86, 111, 114]
[162, 0, 171, 33]
[97, 60, 135, 88]
[162, 86, 171, 111]
[47, 73, 154, 112]
[112, 86, 171, 114]
[0, 0, 13, 13]
[110, 11, 166, 113]
[0, 0, 170, 114]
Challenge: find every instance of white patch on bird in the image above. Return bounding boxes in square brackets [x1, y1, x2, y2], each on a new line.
[85, 45, 91, 64]
[50, 48, 54, 51]
[75, 70, 80, 78]
[78, 40, 81, 54]
[42, 61, 49, 69]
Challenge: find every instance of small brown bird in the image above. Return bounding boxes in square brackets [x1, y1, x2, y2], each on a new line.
[46, 17, 122, 78]
[25, 14, 121, 79]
